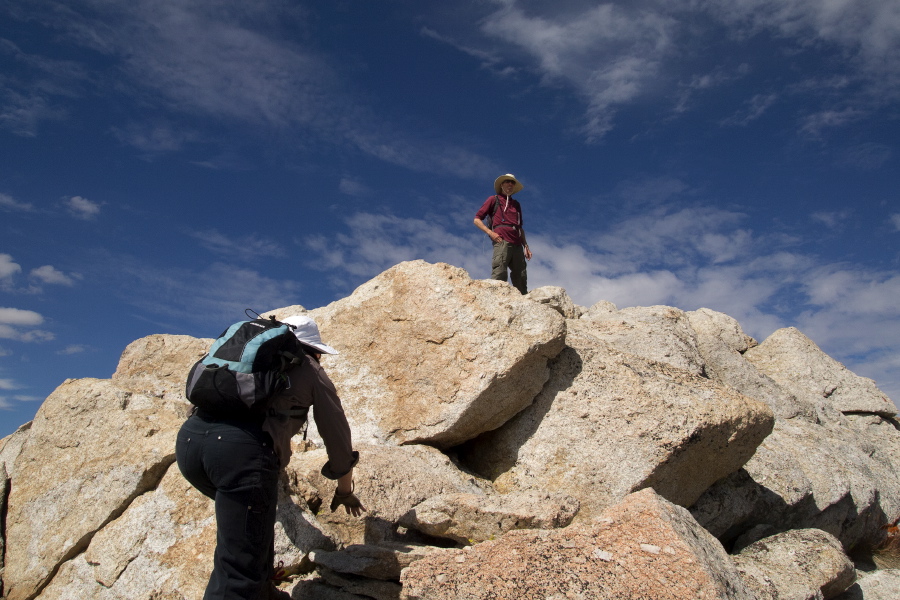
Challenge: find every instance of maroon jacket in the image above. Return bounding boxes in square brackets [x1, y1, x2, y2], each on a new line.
[475, 194, 524, 245]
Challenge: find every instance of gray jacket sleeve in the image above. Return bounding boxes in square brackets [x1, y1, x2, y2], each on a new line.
[285, 357, 359, 479]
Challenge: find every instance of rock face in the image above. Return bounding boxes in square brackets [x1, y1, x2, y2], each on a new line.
[731, 528, 856, 599]
[1, 260, 897, 600]
[458, 317, 775, 516]
[400, 488, 757, 600]
[304, 260, 567, 449]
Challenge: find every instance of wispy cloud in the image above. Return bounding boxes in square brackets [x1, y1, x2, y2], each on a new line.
[0, 378, 20, 390]
[3, 1, 496, 179]
[0, 192, 35, 212]
[302, 201, 900, 401]
[424, 0, 900, 141]
[0, 254, 22, 284]
[188, 229, 286, 260]
[339, 177, 370, 198]
[65, 195, 101, 219]
[57, 344, 88, 355]
[95, 253, 305, 326]
[30, 265, 78, 286]
[811, 211, 852, 231]
[891, 214, 900, 232]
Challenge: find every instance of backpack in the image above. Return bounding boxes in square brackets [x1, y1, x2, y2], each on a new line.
[185, 311, 304, 419]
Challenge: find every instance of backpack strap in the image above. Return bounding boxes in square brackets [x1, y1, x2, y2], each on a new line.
[487, 195, 501, 231]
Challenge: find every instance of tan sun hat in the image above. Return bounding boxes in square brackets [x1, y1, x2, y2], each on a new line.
[494, 173, 524, 195]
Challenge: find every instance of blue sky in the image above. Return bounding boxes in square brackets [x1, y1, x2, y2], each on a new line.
[2, 0, 899, 438]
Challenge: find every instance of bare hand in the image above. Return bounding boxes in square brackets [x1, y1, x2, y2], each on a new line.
[330, 490, 367, 517]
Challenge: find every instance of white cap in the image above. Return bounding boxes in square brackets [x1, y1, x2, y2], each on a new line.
[281, 315, 339, 355]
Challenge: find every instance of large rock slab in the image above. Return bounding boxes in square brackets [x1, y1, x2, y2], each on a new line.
[525, 285, 584, 319]
[687, 308, 808, 420]
[833, 569, 900, 600]
[692, 417, 900, 550]
[399, 490, 580, 544]
[3, 377, 185, 600]
[732, 529, 855, 600]
[459, 319, 774, 517]
[112, 333, 210, 403]
[1, 422, 31, 580]
[311, 543, 443, 581]
[295, 260, 566, 449]
[33, 465, 215, 600]
[744, 327, 897, 418]
[580, 304, 706, 375]
[400, 488, 755, 600]
[286, 443, 493, 547]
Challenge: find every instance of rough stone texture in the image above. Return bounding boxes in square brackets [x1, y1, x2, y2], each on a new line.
[687, 308, 807, 420]
[580, 305, 706, 376]
[316, 569, 403, 600]
[832, 569, 900, 600]
[0, 422, 31, 576]
[692, 415, 900, 551]
[286, 443, 493, 546]
[3, 377, 184, 600]
[525, 285, 584, 319]
[400, 488, 755, 600]
[732, 529, 856, 600]
[399, 490, 580, 544]
[459, 319, 774, 517]
[301, 260, 567, 449]
[744, 327, 898, 418]
[287, 579, 372, 599]
[690, 324, 900, 553]
[33, 465, 215, 600]
[2, 262, 898, 600]
[112, 333, 211, 404]
[311, 543, 443, 581]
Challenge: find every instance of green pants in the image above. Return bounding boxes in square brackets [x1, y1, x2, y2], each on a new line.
[491, 240, 528, 294]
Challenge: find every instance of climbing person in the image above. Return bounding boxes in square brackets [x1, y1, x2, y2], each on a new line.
[176, 314, 365, 600]
[474, 173, 532, 294]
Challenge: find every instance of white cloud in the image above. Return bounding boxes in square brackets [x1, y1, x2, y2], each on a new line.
[303, 201, 899, 401]
[338, 177, 370, 197]
[811, 211, 851, 230]
[188, 229, 286, 260]
[111, 121, 202, 153]
[58, 344, 87, 355]
[0, 307, 43, 326]
[0, 192, 34, 211]
[0, 254, 22, 282]
[722, 93, 779, 127]
[0, 306, 53, 342]
[0, 378, 20, 390]
[30, 265, 77, 286]
[103, 254, 305, 326]
[65, 195, 101, 219]
[889, 214, 900, 232]
[837, 142, 892, 171]
[481, 2, 676, 141]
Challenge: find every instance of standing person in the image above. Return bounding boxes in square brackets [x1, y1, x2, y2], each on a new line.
[474, 173, 532, 294]
[176, 315, 365, 600]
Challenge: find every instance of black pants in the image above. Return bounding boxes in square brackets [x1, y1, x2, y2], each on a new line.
[175, 413, 280, 600]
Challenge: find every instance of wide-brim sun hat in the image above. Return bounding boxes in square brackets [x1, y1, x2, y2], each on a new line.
[494, 173, 524, 195]
[281, 315, 339, 355]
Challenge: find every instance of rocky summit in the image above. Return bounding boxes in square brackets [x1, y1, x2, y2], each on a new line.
[2, 260, 898, 600]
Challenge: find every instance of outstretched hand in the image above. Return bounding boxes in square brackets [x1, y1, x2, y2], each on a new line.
[330, 489, 367, 517]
